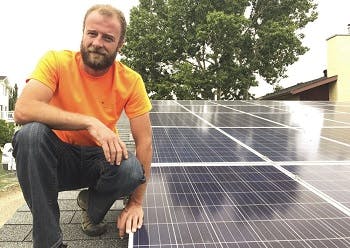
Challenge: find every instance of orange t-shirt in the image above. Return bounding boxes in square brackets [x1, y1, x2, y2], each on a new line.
[28, 50, 152, 146]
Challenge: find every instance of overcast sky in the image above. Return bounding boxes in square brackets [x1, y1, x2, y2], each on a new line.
[0, 0, 349, 97]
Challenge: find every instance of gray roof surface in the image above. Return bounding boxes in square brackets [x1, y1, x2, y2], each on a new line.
[0, 190, 129, 248]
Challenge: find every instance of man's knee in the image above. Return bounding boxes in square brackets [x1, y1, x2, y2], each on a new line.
[12, 122, 52, 157]
[96, 153, 145, 193]
[120, 153, 145, 183]
[13, 122, 51, 144]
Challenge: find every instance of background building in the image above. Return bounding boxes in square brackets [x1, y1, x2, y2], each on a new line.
[260, 32, 350, 101]
[0, 76, 10, 119]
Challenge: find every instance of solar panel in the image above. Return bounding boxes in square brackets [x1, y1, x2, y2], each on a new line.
[219, 105, 287, 114]
[150, 113, 211, 127]
[324, 113, 350, 123]
[223, 128, 350, 161]
[131, 100, 350, 248]
[133, 165, 350, 247]
[253, 113, 350, 127]
[284, 164, 350, 208]
[196, 113, 284, 127]
[184, 105, 240, 113]
[151, 105, 190, 113]
[152, 128, 264, 163]
[321, 128, 350, 143]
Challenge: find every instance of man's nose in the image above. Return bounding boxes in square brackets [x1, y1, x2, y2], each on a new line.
[92, 35, 103, 47]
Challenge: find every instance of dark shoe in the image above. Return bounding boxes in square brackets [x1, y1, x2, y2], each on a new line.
[59, 243, 68, 248]
[77, 190, 88, 210]
[77, 190, 107, 236]
[81, 210, 107, 236]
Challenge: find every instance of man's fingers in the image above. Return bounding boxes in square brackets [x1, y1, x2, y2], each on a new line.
[108, 139, 123, 165]
[115, 141, 122, 165]
[125, 216, 132, 234]
[117, 215, 125, 238]
[93, 125, 125, 165]
[101, 142, 110, 163]
[137, 214, 143, 229]
[131, 215, 140, 233]
[108, 140, 117, 165]
[121, 141, 128, 160]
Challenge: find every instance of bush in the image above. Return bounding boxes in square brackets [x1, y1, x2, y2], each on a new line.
[0, 120, 15, 147]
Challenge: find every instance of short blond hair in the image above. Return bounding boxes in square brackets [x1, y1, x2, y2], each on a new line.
[83, 4, 126, 44]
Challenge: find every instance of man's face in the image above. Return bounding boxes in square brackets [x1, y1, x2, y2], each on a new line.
[80, 11, 123, 71]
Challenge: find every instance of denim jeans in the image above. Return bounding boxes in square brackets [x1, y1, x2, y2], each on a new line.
[12, 122, 145, 248]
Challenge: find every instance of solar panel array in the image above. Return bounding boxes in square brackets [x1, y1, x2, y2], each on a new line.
[132, 100, 350, 248]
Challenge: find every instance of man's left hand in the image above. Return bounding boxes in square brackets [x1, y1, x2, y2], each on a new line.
[117, 201, 144, 238]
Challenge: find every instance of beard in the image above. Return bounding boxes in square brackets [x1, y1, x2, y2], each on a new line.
[80, 42, 118, 71]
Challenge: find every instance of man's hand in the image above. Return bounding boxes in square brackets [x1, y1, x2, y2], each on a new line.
[87, 118, 128, 165]
[117, 201, 144, 238]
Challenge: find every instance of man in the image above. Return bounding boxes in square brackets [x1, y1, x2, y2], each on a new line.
[12, 4, 152, 248]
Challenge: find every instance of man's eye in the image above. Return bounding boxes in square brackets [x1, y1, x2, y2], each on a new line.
[103, 36, 114, 42]
[87, 31, 97, 37]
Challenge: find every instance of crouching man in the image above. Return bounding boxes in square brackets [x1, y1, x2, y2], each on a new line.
[12, 4, 152, 248]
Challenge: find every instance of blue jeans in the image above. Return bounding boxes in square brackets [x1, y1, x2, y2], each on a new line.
[12, 122, 145, 248]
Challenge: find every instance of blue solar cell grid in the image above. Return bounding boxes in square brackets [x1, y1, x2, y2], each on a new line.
[223, 128, 350, 161]
[152, 128, 263, 163]
[134, 166, 350, 248]
[133, 100, 350, 248]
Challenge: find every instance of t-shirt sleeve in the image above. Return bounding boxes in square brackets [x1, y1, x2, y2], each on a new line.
[26, 50, 59, 92]
[125, 75, 152, 119]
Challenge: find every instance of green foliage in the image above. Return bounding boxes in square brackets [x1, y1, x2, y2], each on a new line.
[0, 120, 15, 147]
[9, 84, 18, 111]
[273, 84, 284, 92]
[122, 0, 318, 100]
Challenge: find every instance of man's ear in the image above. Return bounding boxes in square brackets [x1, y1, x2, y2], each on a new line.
[117, 39, 125, 53]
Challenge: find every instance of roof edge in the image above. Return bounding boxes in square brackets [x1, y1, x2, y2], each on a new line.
[291, 75, 338, 95]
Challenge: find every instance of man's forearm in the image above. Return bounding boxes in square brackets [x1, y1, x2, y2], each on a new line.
[129, 143, 152, 205]
[15, 99, 95, 131]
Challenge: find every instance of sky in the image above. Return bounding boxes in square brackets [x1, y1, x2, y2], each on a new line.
[0, 0, 349, 97]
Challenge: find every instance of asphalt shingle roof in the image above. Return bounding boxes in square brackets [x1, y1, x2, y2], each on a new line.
[0, 190, 129, 248]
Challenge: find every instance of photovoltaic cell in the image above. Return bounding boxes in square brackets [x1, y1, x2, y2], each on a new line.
[283, 164, 350, 208]
[222, 128, 350, 161]
[176, 100, 217, 105]
[209, 100, 257, 106]
[152, 128, 263, 163]
[133, 166, 350, 247]
[324, 113, 350, 123]
[321, 128, 350, 143]
[133, 100, 350, 248]
[217, 105, 287, 114]
[150, 113, 211, 127]
[254, 113, 350, 127]
[196, 113, 283, 127]
[184, 105, 239, 113]
[151, 105, 189, 113]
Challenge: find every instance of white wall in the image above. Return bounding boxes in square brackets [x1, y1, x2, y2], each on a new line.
[0, 77, 10, 118]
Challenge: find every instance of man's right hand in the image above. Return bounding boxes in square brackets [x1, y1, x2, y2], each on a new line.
[87, 118, 128, 165]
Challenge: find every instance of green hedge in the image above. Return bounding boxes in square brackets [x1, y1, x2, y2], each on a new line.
[0, 120, 15, 147]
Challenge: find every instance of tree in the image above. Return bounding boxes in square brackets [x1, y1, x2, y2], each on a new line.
[0, 120, 15, 147]
[273, 84, 284, 92]
[9, 84, 18, 111]
[122, 0, 317, 100]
